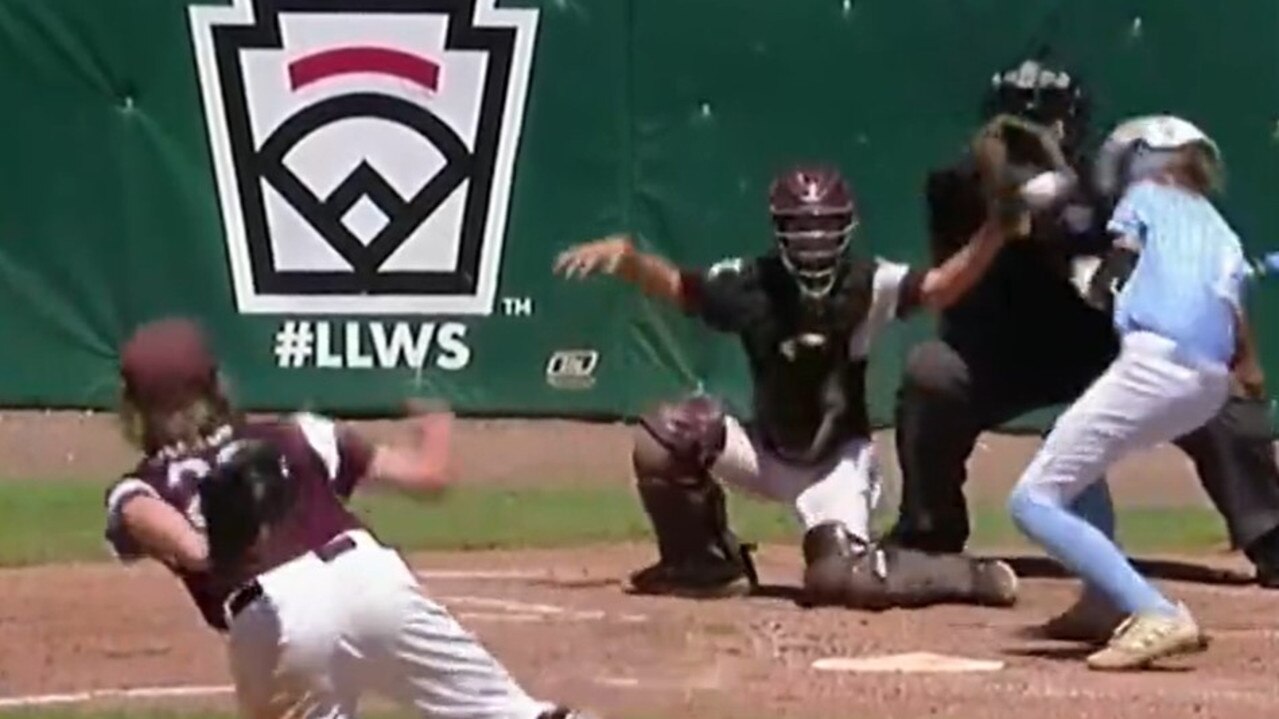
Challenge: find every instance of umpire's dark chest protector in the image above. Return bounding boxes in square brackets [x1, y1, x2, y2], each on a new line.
[735, 255, 877, 466]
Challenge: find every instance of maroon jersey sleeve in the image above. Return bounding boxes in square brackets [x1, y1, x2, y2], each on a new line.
[104, 474, 163, 562]
[291, 413, 374, 499]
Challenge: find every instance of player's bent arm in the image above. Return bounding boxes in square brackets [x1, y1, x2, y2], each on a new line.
[917, 219, 1008, 311]
[362, 413, 453, 497]
[117, 495, 210, 572]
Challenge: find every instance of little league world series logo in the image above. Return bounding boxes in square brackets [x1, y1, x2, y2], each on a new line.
[189, 0, 538, 321]
[188, 0, 539, 369]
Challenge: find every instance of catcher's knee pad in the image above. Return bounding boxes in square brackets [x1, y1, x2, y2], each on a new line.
[630, 396, 755, 594]
[633, 395, 728, 481]
[800, 522, 890, 610]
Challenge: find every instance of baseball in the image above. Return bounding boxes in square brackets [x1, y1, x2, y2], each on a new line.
[1019, 170, 1075, 210]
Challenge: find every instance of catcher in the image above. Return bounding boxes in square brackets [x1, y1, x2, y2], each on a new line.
[889, 57, 1279, 643]
[553, 156, 1039, 609]
[103, 318, 591, 719]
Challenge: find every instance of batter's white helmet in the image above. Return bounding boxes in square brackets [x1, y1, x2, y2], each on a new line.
[1093, 114, 1221, 197]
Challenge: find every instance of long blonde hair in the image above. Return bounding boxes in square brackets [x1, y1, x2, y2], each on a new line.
[118, 381, 237, 454]
[1163, 142, 1223, 196]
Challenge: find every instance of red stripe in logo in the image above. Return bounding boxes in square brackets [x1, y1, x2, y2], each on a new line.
[288, 46, 441, 92]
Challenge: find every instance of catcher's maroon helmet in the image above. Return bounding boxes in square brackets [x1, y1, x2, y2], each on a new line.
[768, 165, 859, 297]
[119, 318, 219, 412]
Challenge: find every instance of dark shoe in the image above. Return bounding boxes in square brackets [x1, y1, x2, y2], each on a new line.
[628, 557, 752, 598]
[1256, 567, 1279, 589]
[539, 708, 600, 719]
[1040, 591, 1125, 643]
[1244, 528, 1279, 589]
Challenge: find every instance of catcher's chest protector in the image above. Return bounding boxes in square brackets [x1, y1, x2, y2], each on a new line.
[739, 257, 876, 462]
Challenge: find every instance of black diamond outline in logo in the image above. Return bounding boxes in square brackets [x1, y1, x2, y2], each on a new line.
[211, 0, 514, 296]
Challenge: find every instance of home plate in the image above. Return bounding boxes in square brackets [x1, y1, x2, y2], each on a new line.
[812, 652, 1005, 674]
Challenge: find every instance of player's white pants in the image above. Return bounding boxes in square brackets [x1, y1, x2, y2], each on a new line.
[711, 416, 881, 541]
[227, 530, 554, 719]
[1017, 331, 1230, 505]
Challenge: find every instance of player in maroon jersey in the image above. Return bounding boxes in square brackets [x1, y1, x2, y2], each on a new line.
[104, 317, 590, 719]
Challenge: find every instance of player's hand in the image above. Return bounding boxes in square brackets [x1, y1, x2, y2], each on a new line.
[405, 400, 454, 466]
[554, 235, 635, 279]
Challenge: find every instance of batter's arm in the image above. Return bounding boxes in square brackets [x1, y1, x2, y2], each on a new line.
[116, 494, 210, 572]
[916, 219, 1009, 311]
[555, 235, 689, 309]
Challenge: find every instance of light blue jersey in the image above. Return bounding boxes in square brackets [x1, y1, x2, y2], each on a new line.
[1107, 180, 1246, 366]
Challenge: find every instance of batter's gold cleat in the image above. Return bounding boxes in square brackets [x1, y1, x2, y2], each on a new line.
[1086, 604, 1208, 671]
[1041, 592, 1125, 644]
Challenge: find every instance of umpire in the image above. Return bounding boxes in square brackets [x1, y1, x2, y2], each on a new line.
[888, 57, 1279, 590]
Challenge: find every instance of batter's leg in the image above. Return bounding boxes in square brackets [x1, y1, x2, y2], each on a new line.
[627, 396, 756, 598]
[1008, 337, 1228, 670]
[1174, 395, 1279, 584]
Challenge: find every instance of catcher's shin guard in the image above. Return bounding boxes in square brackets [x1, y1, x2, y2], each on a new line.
[801, 522, 1017, 609]
[630, 475, 756, 598]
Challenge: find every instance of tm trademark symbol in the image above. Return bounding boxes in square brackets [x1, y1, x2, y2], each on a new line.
[501, 297, 534, 317]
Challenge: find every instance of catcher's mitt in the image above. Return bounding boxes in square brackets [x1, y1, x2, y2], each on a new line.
[200, 440, 297, 571]
[971, 113, 1073, 232]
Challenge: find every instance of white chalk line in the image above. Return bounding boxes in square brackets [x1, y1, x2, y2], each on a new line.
[0, 684, 234, 709]
[439, 594, 647, 623]
[416, 569, 549, 580]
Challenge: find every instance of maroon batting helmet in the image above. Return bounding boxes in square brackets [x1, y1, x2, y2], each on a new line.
[768, 165, 859, 297]
[120, 318, 219, 413]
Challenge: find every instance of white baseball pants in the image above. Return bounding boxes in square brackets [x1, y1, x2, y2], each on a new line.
[711, 417, 881, 541]
[1017, 331, 1230, 504]
[226, 530, 554, 719]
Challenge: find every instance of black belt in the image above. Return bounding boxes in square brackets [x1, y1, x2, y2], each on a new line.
[224, 534, 358, 623]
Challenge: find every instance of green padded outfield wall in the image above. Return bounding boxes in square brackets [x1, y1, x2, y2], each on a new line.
[1, 0, 1277, 427]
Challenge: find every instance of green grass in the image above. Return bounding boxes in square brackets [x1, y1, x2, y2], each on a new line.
[0, 479, 1231, 567]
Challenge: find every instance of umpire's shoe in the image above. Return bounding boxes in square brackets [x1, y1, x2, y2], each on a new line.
[628, 555, 753, 599]
[1244, 527, 1279, 589]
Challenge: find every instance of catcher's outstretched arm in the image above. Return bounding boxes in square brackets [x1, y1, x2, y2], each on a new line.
[555, 236, 688, 309]
[917, 219, 1008, 311]
[118, 495, 210, 572]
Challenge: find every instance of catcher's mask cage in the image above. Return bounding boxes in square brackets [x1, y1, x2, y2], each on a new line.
[984, 58, 1089, 155]
[768, 167, 859, 299]
[1093, 115, 1222, 198]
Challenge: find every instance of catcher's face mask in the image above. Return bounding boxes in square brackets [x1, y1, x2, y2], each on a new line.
[768, 166, 859, 299]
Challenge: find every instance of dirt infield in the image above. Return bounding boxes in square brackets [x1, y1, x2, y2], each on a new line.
[1, 546, 1277, 719]
[1, 411, 1275, 718]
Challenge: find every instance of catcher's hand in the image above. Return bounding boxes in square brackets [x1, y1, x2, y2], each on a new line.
[971, 114, 1072, 233]
[554, 236, 635, 279]
[199, 440, 297, 571]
